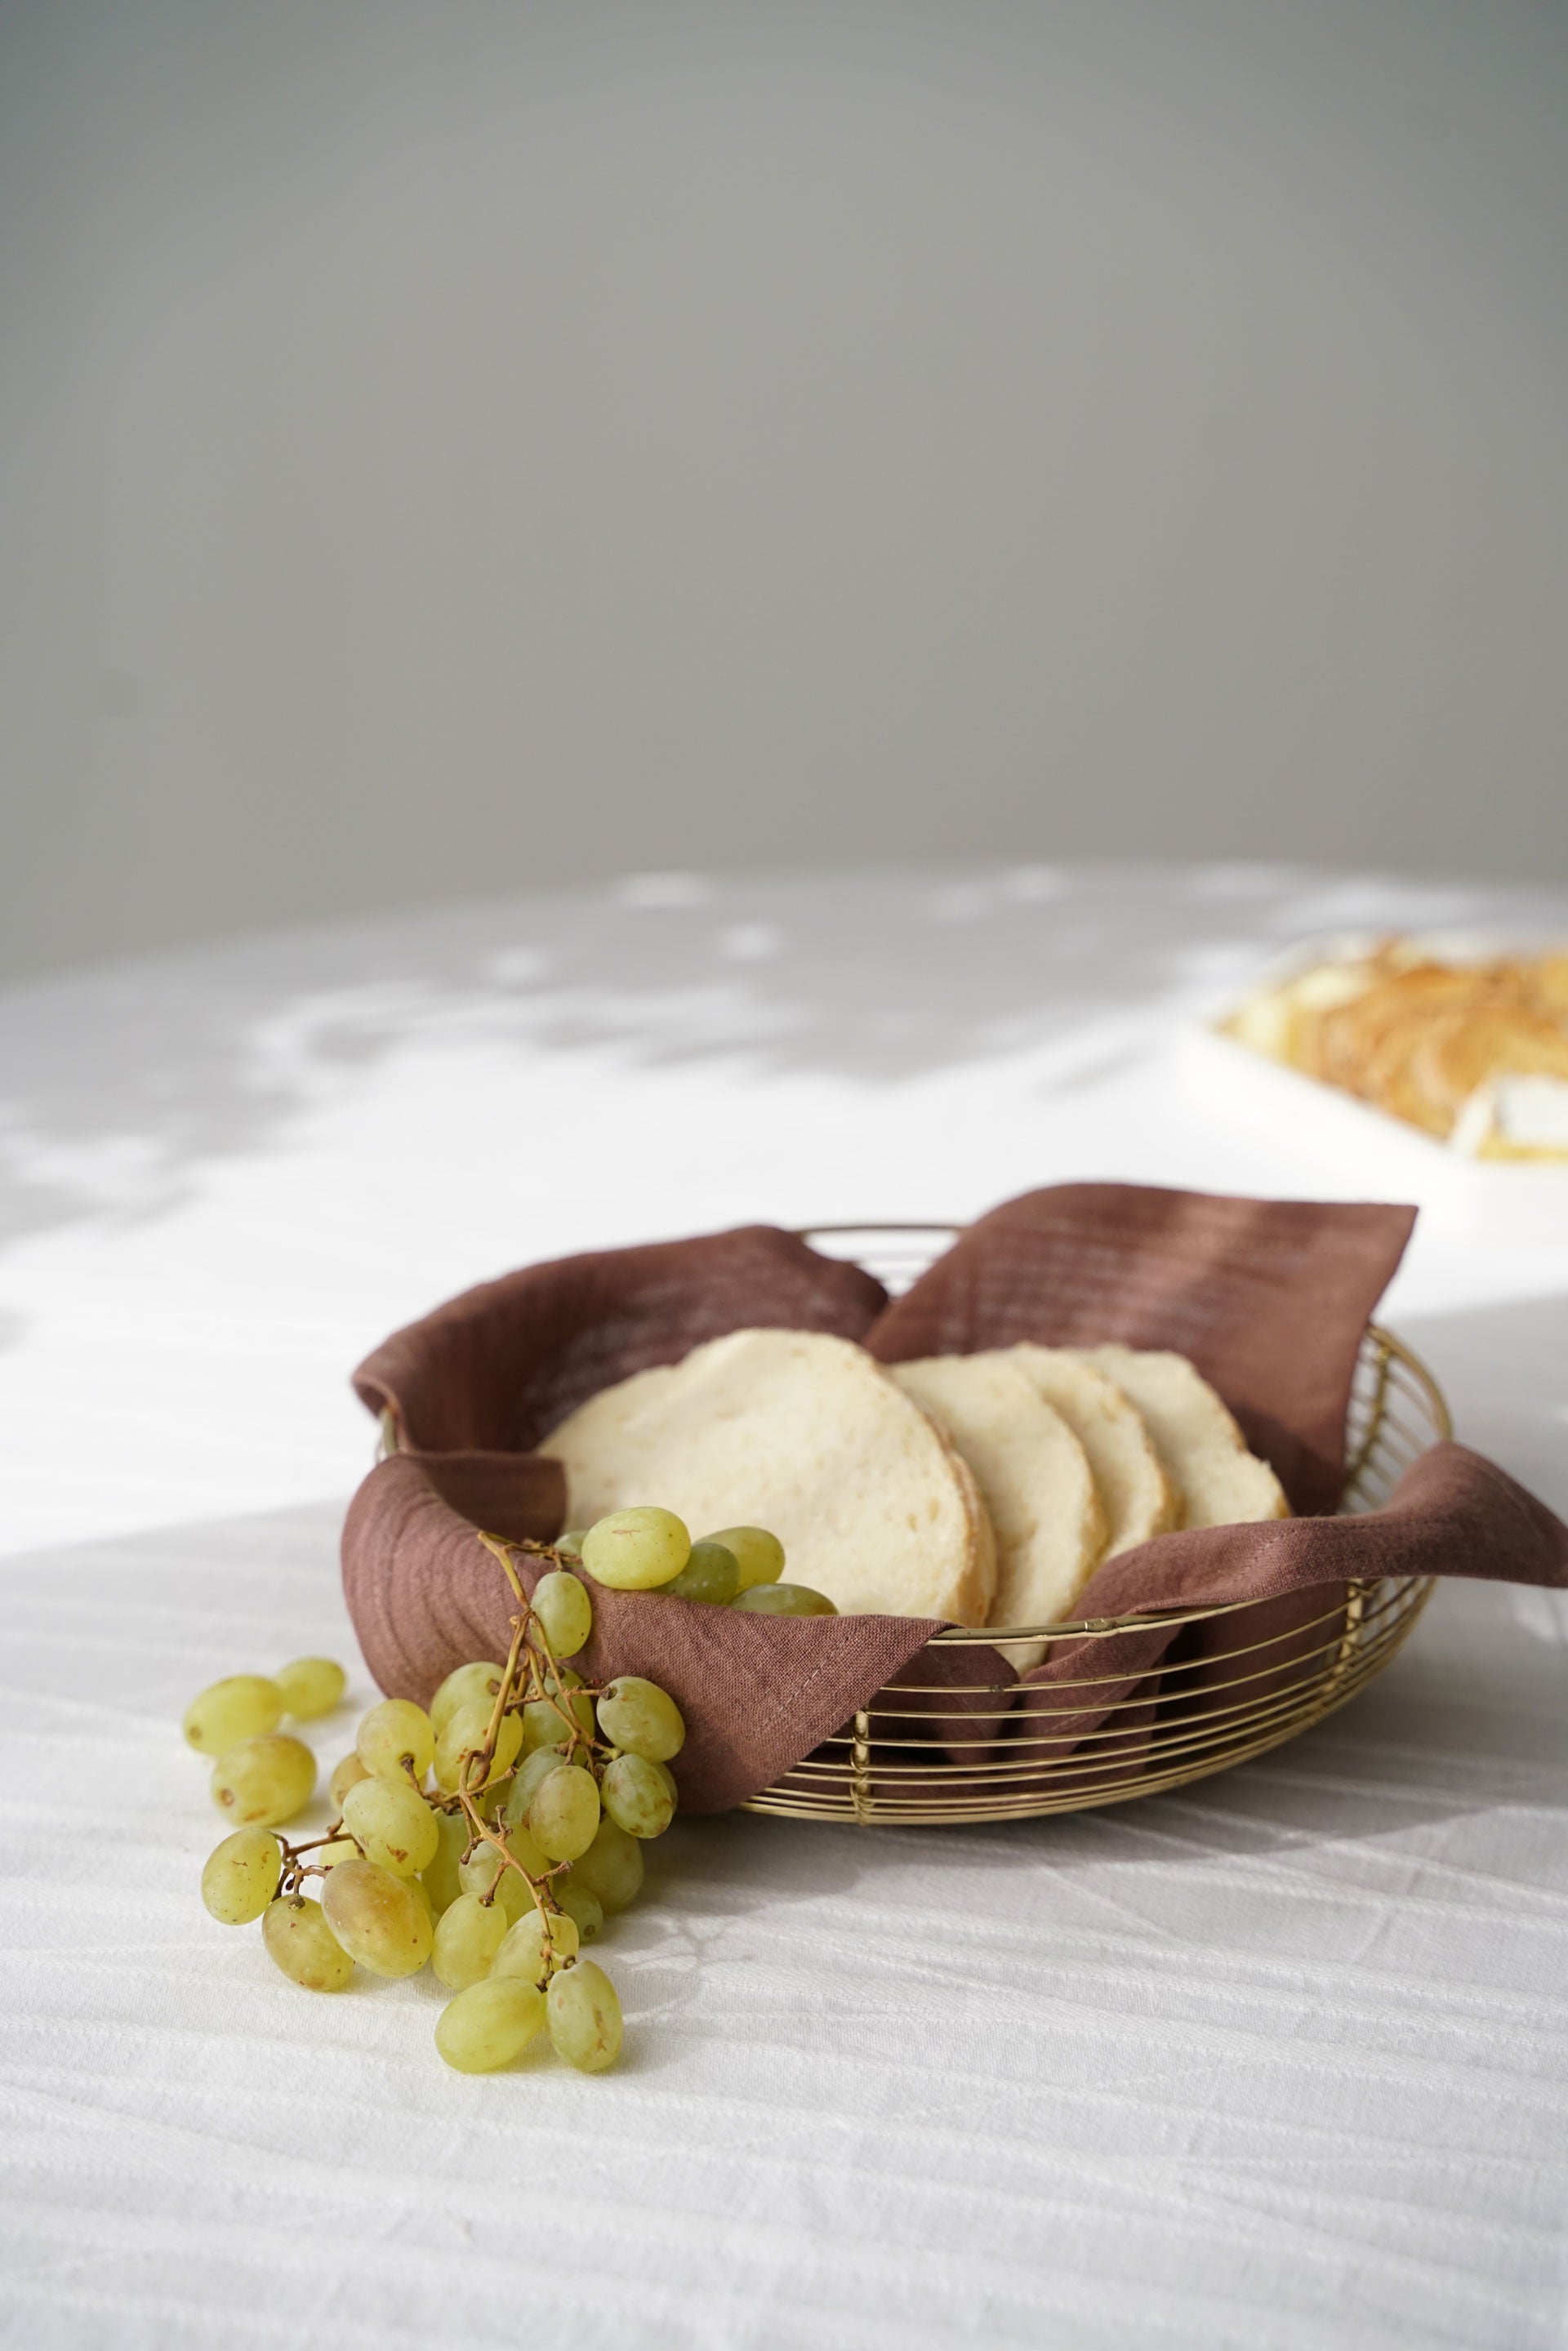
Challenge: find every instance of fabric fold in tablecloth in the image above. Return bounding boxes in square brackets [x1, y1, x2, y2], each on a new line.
[341, 1187, 1568, 1813]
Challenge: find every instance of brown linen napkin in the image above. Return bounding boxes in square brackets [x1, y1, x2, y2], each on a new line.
[341, 1187, 1568, 1814]
[343, 1447, 933, 1812]
[865, 1182, 1419, 1513]
[352, 1222, 888, 1453]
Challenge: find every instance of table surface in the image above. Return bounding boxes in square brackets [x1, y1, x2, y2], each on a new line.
[5, 862, 1568, 2350]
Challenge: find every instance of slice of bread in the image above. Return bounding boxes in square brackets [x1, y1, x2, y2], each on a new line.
[537, 1328, 996, 1624]
[1071, 1346, 1290, 1529]
[889, 1355, 1106, 1629]
[1000, 1345, 1178, 1557]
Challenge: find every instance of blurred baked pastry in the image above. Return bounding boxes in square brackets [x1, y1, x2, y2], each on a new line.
[1227, 938, 1568, 1157]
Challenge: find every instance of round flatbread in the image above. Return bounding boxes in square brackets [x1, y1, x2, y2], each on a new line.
[1071, 1346, 1290, 1530]
[537, 1327, 996, 1624]
[999, 1345, 1178, 1558]
[889, 1354, 1105, 1628]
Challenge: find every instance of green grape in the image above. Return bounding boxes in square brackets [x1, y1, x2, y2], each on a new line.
[492, 1904, 579, 1985]
[650, 1759, 679, 1806]
[262, 1895, 354, 1992]
[601, 1752, 675, 1840]
[705, 1525, 786, 1591]
[211, 1734, 317, 1828]
[513, 1806, 553, 1863]
[486, 1721, 528, 1788]
[532, 1570, 594, 1659]
[318, 1833, 360, 1866]
[430, 1660, 505, 1742]
[732, 1583, 837, 1617]
[408, 1874, 434, 1922]
[274, 1657, 346, 1720]
[554, 1528, 587, 1557]
[432, 1890, 510, 1989]
[321, 1855, 434, 1976]
[461, 1824, 545, 1899]
[662, 1540, 740, 1605]
[496, 1868, 534, 1926]
[527, 1763, 602, 1863]
[555, 1881, 604, 1944]
[356, 1698, 435, 1785]
[522, 1690, 594, 1754]
[201, 1826, 281, 1924]
[546, 1961, 623, 2073]
[501, 1743, 572, 1828]
[183, 1675, 283, 1757]
[434, 1976, 546, 2073]
[421, 1810, 468, 1916]
[580, 1506, 690, 1591]
[328, 1751, 371, 1809]
[434, 1697, 523, 1793]
[341, 1777, 439, 1877]
[459, 1825, 547, 1912]
[595, 1676, 686, 1762]
[568, 1815, 644, 1914]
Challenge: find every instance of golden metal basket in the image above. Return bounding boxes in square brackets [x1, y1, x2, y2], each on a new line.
[746, 1224, 1450, 1826]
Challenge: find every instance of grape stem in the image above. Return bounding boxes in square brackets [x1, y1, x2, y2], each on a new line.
[243, 1526, 652, 2004]
[437, 1532, 614, 1959]
[272, 1819, 355, 1899]
[299, 1529, 605, 1965]
[476, 1531, 619, 1766]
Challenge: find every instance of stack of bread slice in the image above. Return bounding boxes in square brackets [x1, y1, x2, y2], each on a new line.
[538, 1327, 1289, 1630]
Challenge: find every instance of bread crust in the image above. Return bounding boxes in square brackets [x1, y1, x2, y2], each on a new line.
[929, 1428, 1000, 1628]
[999, 1344, 1178, 1557]
[1072, 1345, 1290, 1530]
[890, 1353, 1104, 1629]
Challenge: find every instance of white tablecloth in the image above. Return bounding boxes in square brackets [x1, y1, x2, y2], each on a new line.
[5, 864, 1568, 2349]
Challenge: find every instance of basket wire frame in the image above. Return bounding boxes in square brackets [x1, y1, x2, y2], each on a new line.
[745, 1225, 1450, 1825]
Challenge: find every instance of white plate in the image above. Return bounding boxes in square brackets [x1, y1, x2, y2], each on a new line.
[1178, 932, 1568, 1238]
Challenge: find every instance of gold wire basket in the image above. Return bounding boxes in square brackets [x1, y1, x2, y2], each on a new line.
[746, 1224, 1450, 1826]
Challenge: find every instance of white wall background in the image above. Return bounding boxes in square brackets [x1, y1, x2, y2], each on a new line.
[3, 0, 1566, 982]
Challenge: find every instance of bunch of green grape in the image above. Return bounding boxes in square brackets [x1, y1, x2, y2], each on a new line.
[191, 1556, 687, 2076]
[563, 1510, 836, 1616]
